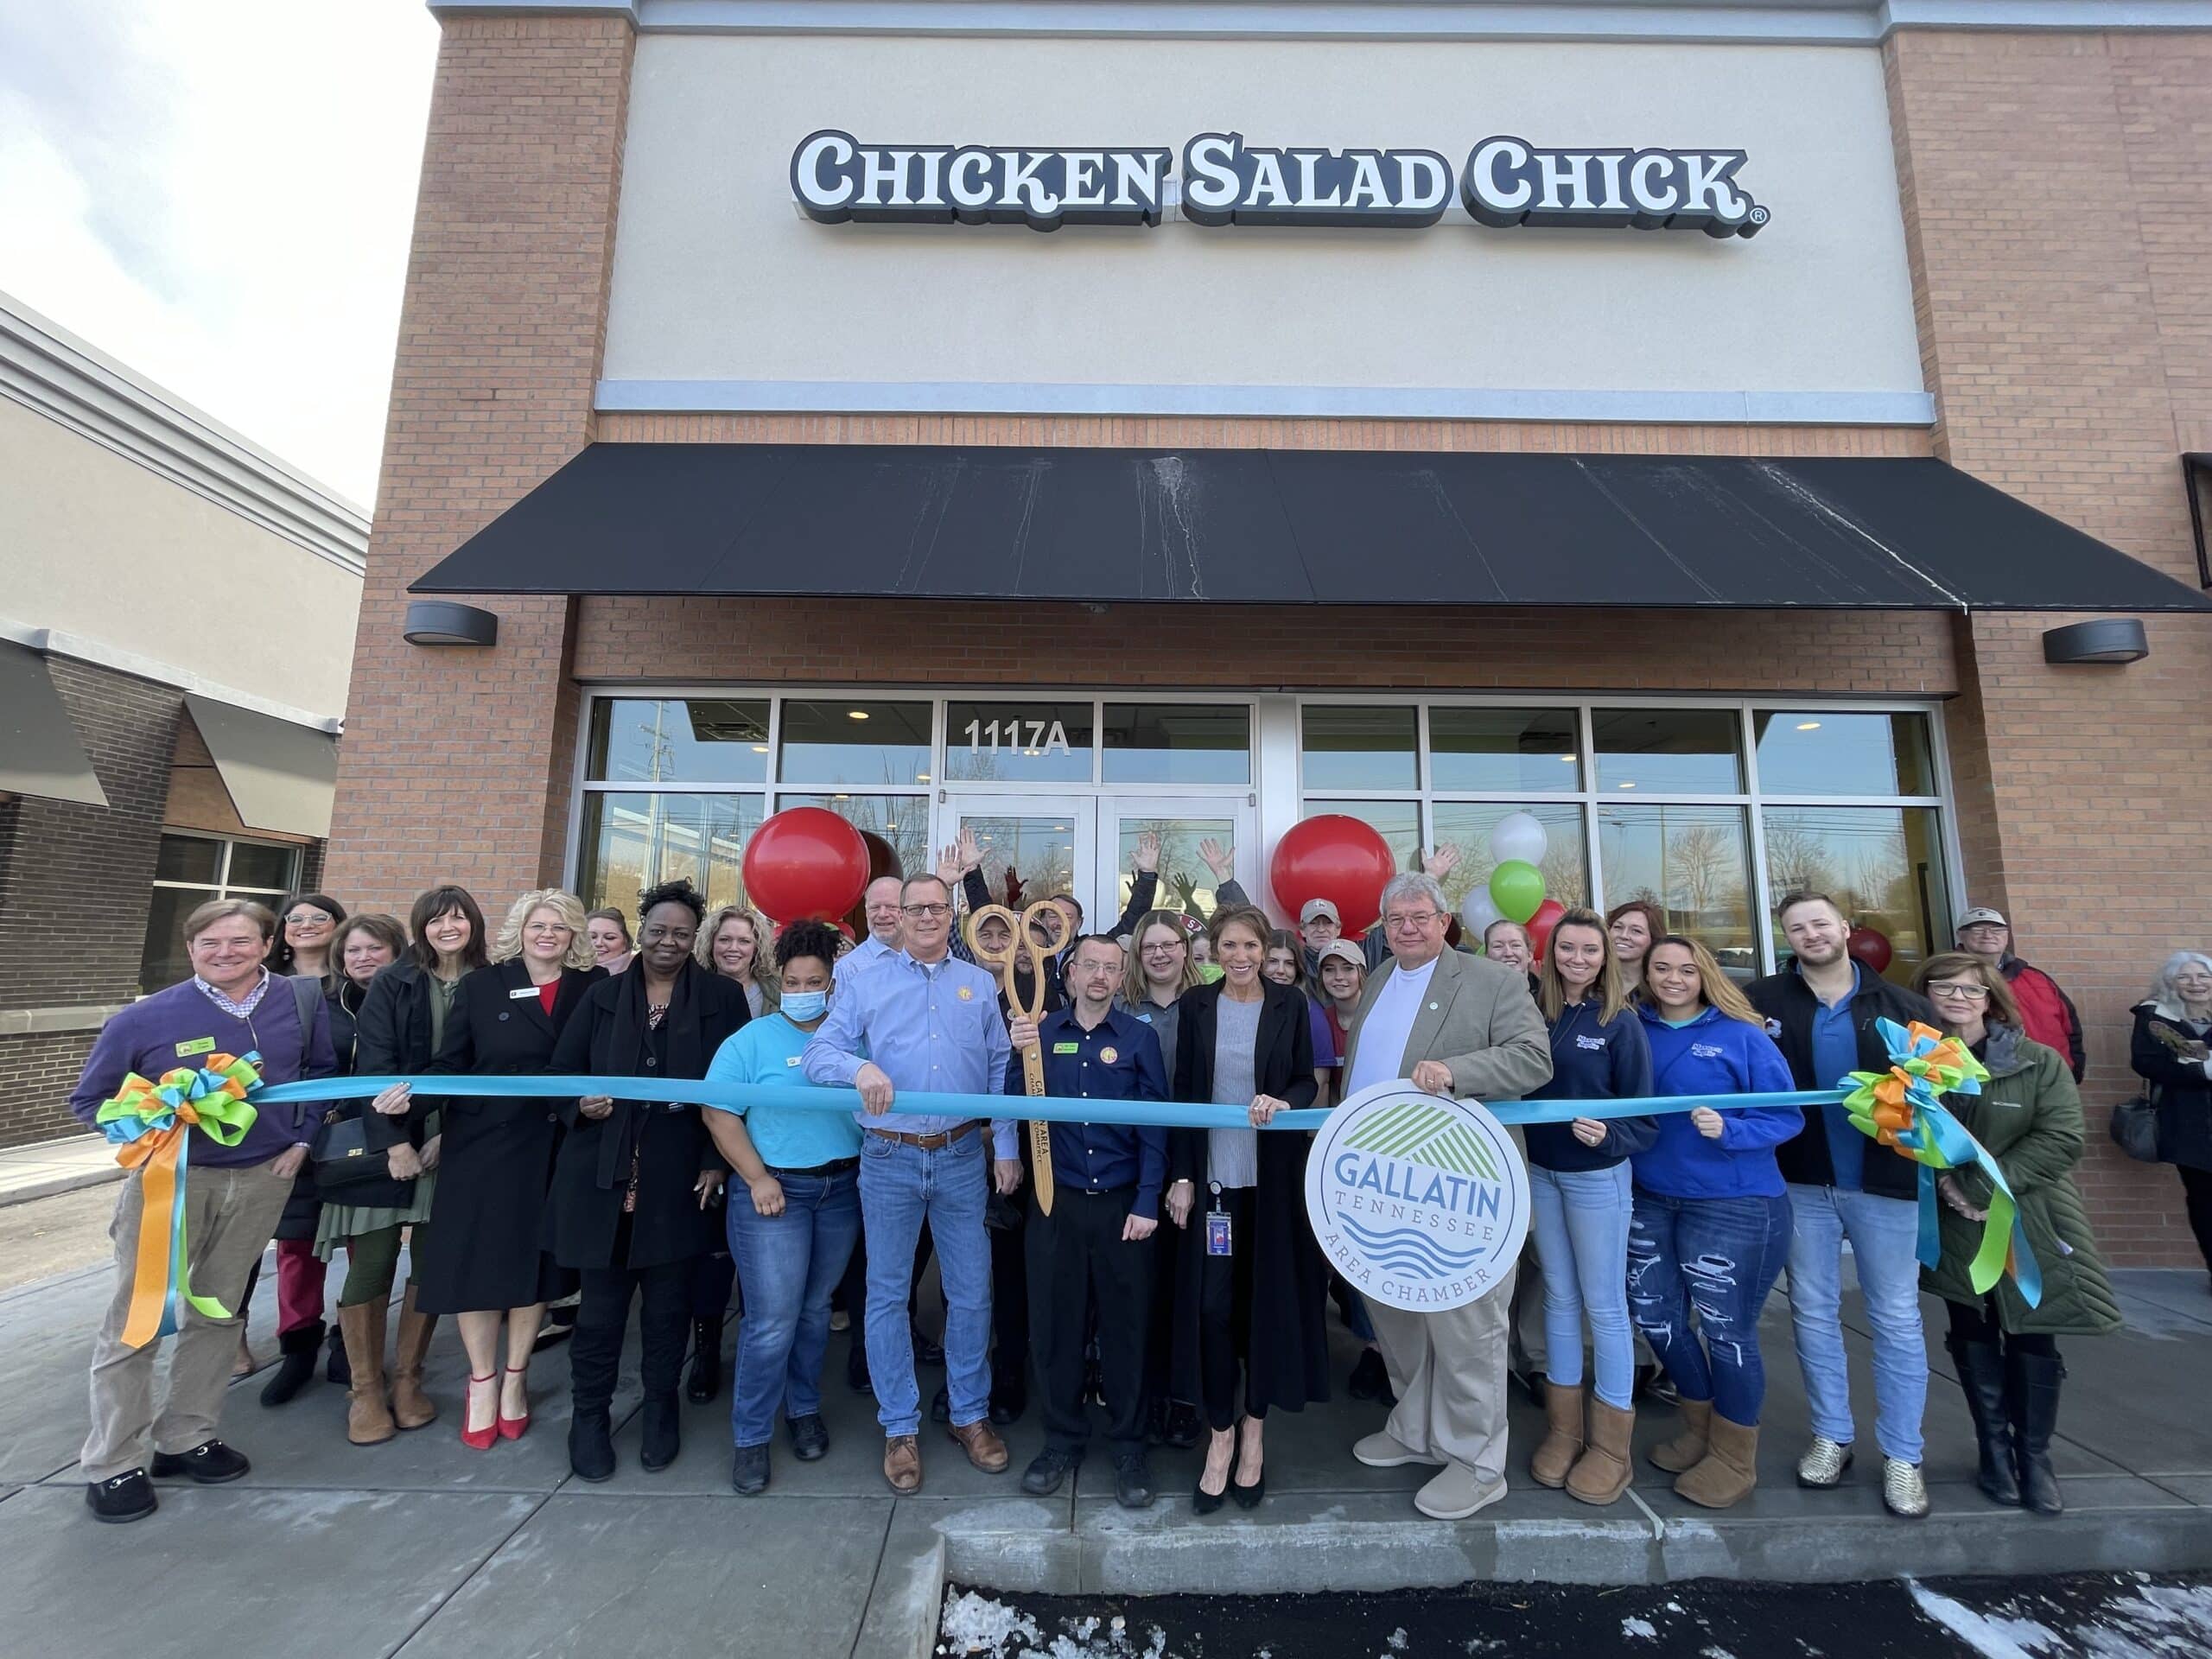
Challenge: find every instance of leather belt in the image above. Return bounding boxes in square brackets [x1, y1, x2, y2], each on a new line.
[865, 1121, 979, 1151]
[768, 1157, 860, 1179]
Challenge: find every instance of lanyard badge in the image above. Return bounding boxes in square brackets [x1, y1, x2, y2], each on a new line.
[1205, 1182, 1232, 1256]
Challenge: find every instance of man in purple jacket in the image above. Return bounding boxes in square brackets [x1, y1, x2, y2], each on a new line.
[72, 898, 336, 1523]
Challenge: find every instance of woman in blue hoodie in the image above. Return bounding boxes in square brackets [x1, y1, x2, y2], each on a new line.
[1523, 908, 1654, 1506]
[1630, 933, 1801, 1510]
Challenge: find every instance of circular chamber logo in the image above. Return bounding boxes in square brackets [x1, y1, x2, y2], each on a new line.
[1305, 1082, 1529, 1313]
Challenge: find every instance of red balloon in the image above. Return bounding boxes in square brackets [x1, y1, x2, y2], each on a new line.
[742, 808, 870, 925]
[1268, 815, 1395, 937]
[1847, 926, 1893, 974]
[1525, 899, 1568, 959]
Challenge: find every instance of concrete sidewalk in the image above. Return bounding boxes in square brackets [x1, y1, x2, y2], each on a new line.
[0, 1256, 2207, 1659]
[0, 1133, 118, 1207]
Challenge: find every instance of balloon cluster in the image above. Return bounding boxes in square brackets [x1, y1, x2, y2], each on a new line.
[1459, 812, 1567, 958]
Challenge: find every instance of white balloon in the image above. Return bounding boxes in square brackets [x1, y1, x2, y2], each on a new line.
[1489, 810, 1548, 868]
[1459, 888, 1503, 938]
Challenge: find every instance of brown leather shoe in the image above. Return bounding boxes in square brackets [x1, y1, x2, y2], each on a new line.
[883, 1433, 922, 1493]
[948, 1418, 1010, 1473]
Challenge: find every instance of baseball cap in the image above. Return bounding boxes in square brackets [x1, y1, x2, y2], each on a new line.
[1957, 906, 2008, 930]
[1299, 898, 1342, 925]
[1315, 939, 1365, 970]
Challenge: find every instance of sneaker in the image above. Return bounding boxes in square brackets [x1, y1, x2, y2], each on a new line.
[1352, 1430, 1444, 1470]
[149, 1440, 250, 1484]
[1796, 1436, 1854, 1489]
[1882, 1457, 1930, 1519]
[1347, 1347, 1389, 1402]
[86, 1470, 156, 1524]
[787, 1413, 830, 1462]
[730, 1443, 770, 1496]
[1020, 1447, 1079, 1496]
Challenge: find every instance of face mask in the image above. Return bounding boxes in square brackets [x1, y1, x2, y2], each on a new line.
[783, 989, 830, 1022]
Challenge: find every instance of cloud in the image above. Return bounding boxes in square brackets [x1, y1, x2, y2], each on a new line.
[0, 1, 439, 506]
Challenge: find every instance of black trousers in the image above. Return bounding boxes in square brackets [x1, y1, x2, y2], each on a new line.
[1198, 1186, 1259, 1432]
[2180, 1166, 2212, 1274]
[1944, 1294, 2058, 1359]
[570, 1259, 691, 1416]
[990, 1201, 1028, 1395]
[689, 1248, 736, 1322]
[1027, 1185, 1152, 1454]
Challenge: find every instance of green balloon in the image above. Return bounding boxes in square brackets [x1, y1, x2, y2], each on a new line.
[1489, 860, 1545, 925]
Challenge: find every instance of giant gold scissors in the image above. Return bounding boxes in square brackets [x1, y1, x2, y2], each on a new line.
[963, 900, 1071, 1215]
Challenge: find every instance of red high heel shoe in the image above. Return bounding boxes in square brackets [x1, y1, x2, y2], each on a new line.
[461, 1372, 499, 1450]
[497, 1363, 531, 1441]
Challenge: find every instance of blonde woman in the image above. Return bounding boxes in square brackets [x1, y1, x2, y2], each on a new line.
[383, 888, 605, 1449]
[699, 904, 781, 1020]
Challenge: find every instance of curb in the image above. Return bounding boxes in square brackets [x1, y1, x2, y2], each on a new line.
[0, 1164, 122, 1208]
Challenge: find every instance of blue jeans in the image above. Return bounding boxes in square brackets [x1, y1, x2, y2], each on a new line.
[725, 1168, 861, 1448]
[1529, 1162, 1636, 1409]
[1627, 1189, 1791, 1428]
[1783, 1183, 1928, 1464]
[856, 1130, 993, 1437]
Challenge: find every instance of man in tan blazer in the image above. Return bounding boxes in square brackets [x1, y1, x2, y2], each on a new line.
[1339, 871, 1552, 1519]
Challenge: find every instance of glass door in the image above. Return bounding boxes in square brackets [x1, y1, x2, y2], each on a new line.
[943, 794, 1096, 917]
[1098, 796, 1256, 933]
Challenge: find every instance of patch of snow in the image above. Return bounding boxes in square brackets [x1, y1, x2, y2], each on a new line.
[1621, 1617, 1658, 1640]
[1904, 1581, 2056, 1659]
[1386, 1630, 1409, 1653]
[941, 1591, 1043, 1657]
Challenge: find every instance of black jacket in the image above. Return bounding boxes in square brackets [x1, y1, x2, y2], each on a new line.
[2131, 1003, 2212, 1173]
[545, 960, 750, 1270]
[1747, 966, 1939, 1201]
[302, 976, 417, 1215]
[355, 958, 449, 1157]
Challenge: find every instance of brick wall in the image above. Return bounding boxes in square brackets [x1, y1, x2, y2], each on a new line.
[0, 1031, 101, 1147]
[1888, 27, 2212, 1264]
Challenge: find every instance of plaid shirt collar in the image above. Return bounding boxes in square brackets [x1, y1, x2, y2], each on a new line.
[194, 969, 272, 1020]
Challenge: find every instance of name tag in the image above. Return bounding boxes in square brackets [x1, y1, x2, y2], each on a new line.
[1052, 1042, 1081, 1054]
[510, 987, 541, 1000]
[785, 1054, 803, 1067]
[175, 1037, 216, 1058]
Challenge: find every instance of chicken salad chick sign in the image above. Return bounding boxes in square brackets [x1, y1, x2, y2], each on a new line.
[1306, 1082, 1530, 1312]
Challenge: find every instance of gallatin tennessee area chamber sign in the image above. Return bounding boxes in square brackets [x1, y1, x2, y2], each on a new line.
[1306, 1084, 1529, 1313]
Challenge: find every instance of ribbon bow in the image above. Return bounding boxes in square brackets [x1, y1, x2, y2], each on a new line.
[96, 1052, 263, 1347]
[1840, 1018, 2040, 1306]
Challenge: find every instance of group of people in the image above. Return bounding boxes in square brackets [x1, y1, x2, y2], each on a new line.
[64, 836, 2190, 1535]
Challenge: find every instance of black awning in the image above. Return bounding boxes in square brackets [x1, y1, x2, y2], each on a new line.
[411, 443, 2212, 613]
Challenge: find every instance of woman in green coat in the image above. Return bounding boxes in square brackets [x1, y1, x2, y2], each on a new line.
[1915, 952, 2120, 1518]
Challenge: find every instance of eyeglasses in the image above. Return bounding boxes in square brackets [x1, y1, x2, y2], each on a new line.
[1384, 911, 1441, 931]
[286, 912, 333, 927]
[901, 903, 951, 918]
[1141, 941, 1185, 956]
[1927, 981, 1990, 1001]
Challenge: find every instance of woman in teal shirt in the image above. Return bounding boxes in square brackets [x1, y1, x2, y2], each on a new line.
[702, 919, 862, 1494]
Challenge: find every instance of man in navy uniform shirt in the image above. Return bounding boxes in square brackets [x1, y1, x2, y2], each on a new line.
[1006, 934, 1168, 1509]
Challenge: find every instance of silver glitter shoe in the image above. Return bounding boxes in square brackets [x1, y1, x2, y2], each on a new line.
[1795, 1435, 1854, 1488]
[1882, 1456, 1930, 1518]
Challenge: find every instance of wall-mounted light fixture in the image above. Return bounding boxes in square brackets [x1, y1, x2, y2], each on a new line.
[2042, 618, 2149, 665]
[403, 601, 499, 647]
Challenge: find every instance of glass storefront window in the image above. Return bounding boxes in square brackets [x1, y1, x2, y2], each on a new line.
[954, 812, 1080, 911]
[1753, 711, 1936, 798]
[1305, 800, 1421, 917]
[154, 836, 221, 884]
[944, 701, 1094, 784]
[780, 793, 930, 891]
[1764, 805, 1950, 986]
[778, 700, 932, 787]
[587, 698, 770, 785]
[1114, 812, 1238, 925]
[1592, 708, 1743, 795]
[1432, 803, 1590, 920]
[1101, 703, 1251, 785]
[1430, 708, 1583, 792]
[576, 791, 764, 913]
[1301, 705, 1417, 791]
[1596, 804, 1756, 973]
[140, 833, 299, 994]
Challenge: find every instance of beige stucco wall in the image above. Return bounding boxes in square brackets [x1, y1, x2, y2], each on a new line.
[0, 396, 361, 716]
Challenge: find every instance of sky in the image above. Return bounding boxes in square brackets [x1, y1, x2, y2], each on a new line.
[0, 2, 441, 508]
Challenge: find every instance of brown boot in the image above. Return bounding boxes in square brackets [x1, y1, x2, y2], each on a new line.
[883, 1433, 922, 1493]
[1529, 1382, 1585, 1489]
[948, 1418, 1010, 1473]
[1674, 1410, 1759, 1510]
[338, 1302, 395, 1446]
[1567, 1398, 1635, 1505]
[390, 1285, 439, 1430]
[1649, 1395, 1711, 1473]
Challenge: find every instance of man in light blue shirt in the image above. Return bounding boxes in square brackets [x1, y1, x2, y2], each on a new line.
[804, 874, 1021, 1493]
[832, 875, 907, 988]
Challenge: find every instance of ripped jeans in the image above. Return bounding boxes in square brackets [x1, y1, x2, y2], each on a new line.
[1626, 1189, 1791, 1427]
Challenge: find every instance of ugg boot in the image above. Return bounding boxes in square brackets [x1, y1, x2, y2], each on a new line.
[389, 1285, 439, 1430]
[1946, 1334, 2018, 1506]
[338, 1303, 395, 1446]
[260, 1319, 327, 1407]
[1529, 1382, 1586, 1488]
[1648, 1395, 1712, 1473]
[1567, 1398, 1636, 1505]
[2008, 1351, 2065, 1516]
[1674, 1410, 1759, 1510]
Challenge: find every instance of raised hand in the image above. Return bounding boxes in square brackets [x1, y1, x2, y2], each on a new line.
[1197, 836, 1235, 881]
[1132, 830, 1162, 874]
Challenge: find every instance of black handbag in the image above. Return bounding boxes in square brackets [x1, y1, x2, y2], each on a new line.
[312, 1114, 410, 1194]
[2110, 1090, 2163, 1164]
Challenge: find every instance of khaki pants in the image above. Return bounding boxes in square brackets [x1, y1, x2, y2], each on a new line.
[1370, 1273, 1513, 1488]
[81, 1156, 292, 1482]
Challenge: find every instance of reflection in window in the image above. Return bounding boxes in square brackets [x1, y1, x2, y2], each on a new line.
[1116, 815, 1236, 924]
[1592, 709, 1743, 795]
[1753, 711, 1935, 798]
[1597, 804, 1755, 968]
[956, 814, 1079, 911]
[1764, 805, 1949, 986]
[782, 794, 931, 891]
[779, 701, 932, 787]
[586, 698, 770, 785]
[944, 702, 1094, 784]
[1301, 705, 1417, 791]
[576, 791, 764, 913]
[1431, 803, 1590, 919]
[1102, 703, 1250, 785]
[1430, 708, 1582, 792]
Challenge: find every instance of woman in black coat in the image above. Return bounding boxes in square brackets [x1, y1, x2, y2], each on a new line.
[2131, 950, 2212, 1280]
[402, 890, 605, 1449]
[549, 878, 750, 1481]
[1165, 904, 1326, 1512]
